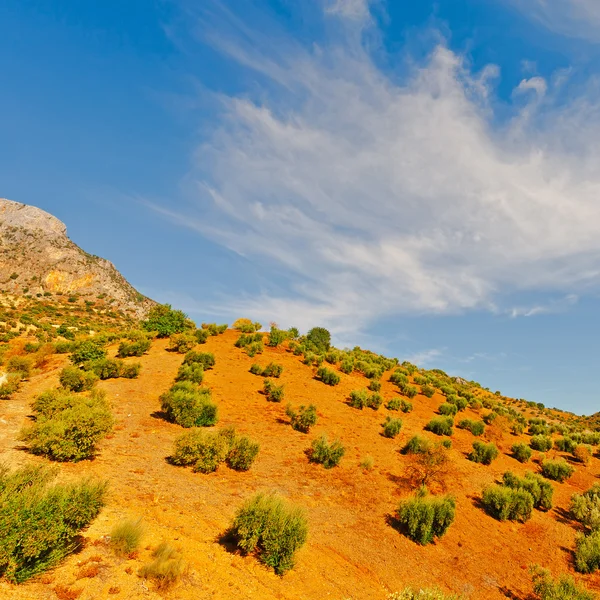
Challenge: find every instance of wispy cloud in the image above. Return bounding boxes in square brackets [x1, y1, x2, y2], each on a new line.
[403, 348, 444, 367]
[507, 294, 579, 318]
[149, 1, 600, 336]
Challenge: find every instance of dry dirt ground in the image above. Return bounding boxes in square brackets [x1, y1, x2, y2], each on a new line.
[1, 330, 600, 599]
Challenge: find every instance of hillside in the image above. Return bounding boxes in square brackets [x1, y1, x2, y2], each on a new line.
[0, 198, 154, 319]
[1, 322, 600, 599]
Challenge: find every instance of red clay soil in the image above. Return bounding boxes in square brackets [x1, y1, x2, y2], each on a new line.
[1, 330, 600, 599]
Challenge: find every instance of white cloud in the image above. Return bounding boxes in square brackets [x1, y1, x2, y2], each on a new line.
[505, 0, 600, 41]
[153, 7, 600, 336]
[325, 0, 371, 21]
[403, 348, 444, 367]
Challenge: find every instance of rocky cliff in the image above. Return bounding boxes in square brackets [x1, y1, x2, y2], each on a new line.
[0, 198, 155, 319]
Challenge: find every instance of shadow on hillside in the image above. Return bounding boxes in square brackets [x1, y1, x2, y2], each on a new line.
[553, 506, 576, 526]
[150, 410, 169, 421]
[216, 528, 241, 555]
[497, 586, 532, 600]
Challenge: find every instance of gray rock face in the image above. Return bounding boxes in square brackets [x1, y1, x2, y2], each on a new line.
[0, 198, 155, 319]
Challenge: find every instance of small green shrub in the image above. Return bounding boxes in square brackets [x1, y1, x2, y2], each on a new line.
[310, 435, 345, 468]
[425, 417, 453, 437]
[175, 363, 204, 384]
[263, 379, 284, 402]
[69, 340, 106, 365]
[227, 436, 260, 471]
[195, 328, 209, 344]
[183, 351, 215, 370]
[481, 485, 533, 522]
[142, 304, 190, 338]
[382, 417, 403, 439]
[457, 419, 484, 436]
[0, 374, 20, 399]
[531, 565, 595, 600]
[530, 435, 553, 452]
[512, 442, 532, 463]
[468, 441, 499, 465]
[316, 366, 340, 386]
[555, 436, 578, 453]
[571, 484, 600, 531]
[261, 362, 284, 378]
[82, 358, 140, 380]
[349, 389, 368, 409]
[59, 366, 98, 392]
[368, 380, 381, 392]
[160, 383, 218, 427]
[541, 459, 574, 482]
[421, 384, 435, 398]
[401, 435, 432, 455]
[306, 327, 331, 352]
[230, 493, 308, 574]
[6, 356, 32, 379]
[395, 488, 456, 545]
[138, 542, 185, 590]
[438, 403, 458, 417]
[286, 404, 318, 433]
[117, 338, 151, 358]
[110, 518, 144, 556]
[575, 530, 600, 574]
[0, 465, 106, 583]
[249, 363, 262, 375]
[502, 471, 553, 510]
[360, 456, 375, 471]
[171, 428, 231, 473]
[168, 333, 196, 353]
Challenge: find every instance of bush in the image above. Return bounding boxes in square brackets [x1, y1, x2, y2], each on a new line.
[316, 366, 340, 386]
[555, 436, 578, 453]
[175, 362, 204, 384]
[541, 459, 574, 482]
[502, 471, 553, 511]
[468, 441, 499, 465]
[369, 380, 381, 392]
[183, 351, 215, 370]
[481, 485, 533, 522]
[120, 362, 141, 379]
[512, 442, 532, 463]
[262, 362, 284, 378]
[401, 435, 432, 455]
[249, 363, 262, 375]
[195, 328, 209, 344]
[402, 384, 418, 399]
[6, 356, 32, 379]
[171, 428, 231, 473]
[306, 327, 331, 352]
[69, 340, 107, 365]
[0, 465, 106, 583]
[59, 366, 98, 392]
[457, 419, 484, 436]
[531, 565, 595, 600]
[0, 374, 20, 399]
[117, 338, 151, 358]
[574, 444, 593, 465]
[160, 383, 218, 428]
[438, 402, 457, 417]
[142, 304, 190, 338]
[286, 404, 318, 433]
[20, 390, 113, 462]
[110, 518, 144, 556]
[227, 436, 260, 471]
[421, 384, 435, 398]
[230, 493, 308, 574]
[388, 589, 461, 600]
[395, 488, 455, 545]
[263, 379, 285, 402]
[571, 484, 600, 531]
[138, 542, 185, 590]
[349, 389, 368, 409]
[82, 358, 140, 380]
[425, 417, 453, 437]
[530, 435, 553, 452]
[310, 435, 345, 468]
[382, 417, 402, 438]
[267, 327, 289, 347]
[168, 333, 196, 354]
[575, 530, 600, 574]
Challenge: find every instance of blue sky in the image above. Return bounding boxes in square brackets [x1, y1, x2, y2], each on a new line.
[2, 0, 600, 414]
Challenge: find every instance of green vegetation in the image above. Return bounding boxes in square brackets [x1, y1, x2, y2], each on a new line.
[571, 484, 600, 531]
[138, 542, 185, 590]
[388, 590, 461, 600]
[117, 337, 151, 358]
[382, 417, 403, 438]
[468, 441, 499, 465]
[530, 434, 553, 452]
[59, 365, 98, 392]
[316, 366, 340, 386]
[286, 404, 318, 433]
[160, 381, 218, 428]
[167, 333, 196, 353]
[481, 485, 533, 522]
[541, 459, 574, 482]
[19, 388, 113, 462]
[502, 472, 553, 510]
[82, 357, 140, 379]
[229, 492, 308, 575]
[183, 350, 215, 370]
[531, 566, 595, 600]
[69, 339, 106, 365]
[511, 442, 532, 463]
[110, 518, 144, 556]
[310, 435, 345, 468]
[425, 416, 453, 436]
[175, 362, 204, 384]
[306, 327, 331, 352]
[250, 362, 284, 378]
[575, 530, 600, 574]
[142, 304, 191, 338]
[263, 379, 285, 402]
[457, 419, 484, 436]
[401, 435, 432, 455]
[0, 465, 106, 582]
[395, 487, 456, 545]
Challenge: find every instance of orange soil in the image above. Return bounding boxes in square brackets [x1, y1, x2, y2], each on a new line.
[1, 330, 600, 599]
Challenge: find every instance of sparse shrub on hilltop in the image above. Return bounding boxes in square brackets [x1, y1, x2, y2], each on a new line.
[263, 379, 285, 402]
[531, 565, 595, 600]
[367, 392, 383, 409]
[576, 530, 600, 574]
[20, 389, 113, 462]
[305, 327, 331, 353]
[195, 328, 209, 344]
[59, 365, 98, 391]
[571, 484, 600, 531]
[286, 404, 318, 433]
[160, 382, 218, 428]
[541, 459, 574, 482]
[233, 318, 262, 333]
[235, 332, 263, 349]
[142, 304, 190, 338]
[511, 442, 532, 463]
[229, 493, 308, 575]
[382, 417, 402, 438]
[201, 323, 228, 336]
[168, 333, 196, 354]
[395, 487, 456, 545]
[502, 472, 553, 511]
[481, 485, 533, 522]
[457, 419, 484, 436]
[183, 350, 215, 370]
[530, 435, 553, 452]
[316, 366, 340, 386]
[267, 326, 290, 347]
[426, 417, 453, 437]
[404, 444, 449, 489]
[0, 464, 106, 583]
[468, 441, 499, 465]
[246, 341, 264, 357]
[117, 337, 151, 358]
[310, 435, 345, 468]
[349, 389, 368, 409]
[175, 362, 204, 385]
[402, 384, 418, 399]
